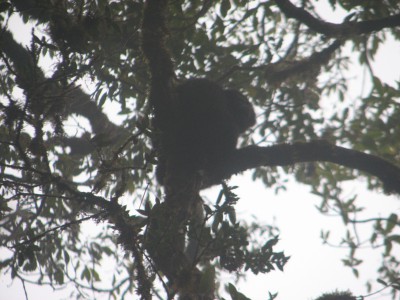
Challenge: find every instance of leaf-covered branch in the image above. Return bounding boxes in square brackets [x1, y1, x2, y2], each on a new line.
[0, 29, 127, 151]
[44, 173, 153, 295]
[13, 212, 106, 249]
[206, 140, 400, 194]
[274, 0, 400, 37]
[264, 40, 342, 84]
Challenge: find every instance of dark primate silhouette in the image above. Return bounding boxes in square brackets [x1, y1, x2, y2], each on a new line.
[156, 78, 256, 185]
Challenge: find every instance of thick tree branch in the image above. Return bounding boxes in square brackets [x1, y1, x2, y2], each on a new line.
[142, 0, 175, 130]
[264, 40, 342, 84]
[275, 0, 400, 37]
[10, 0, 53, 22]
[206, 140, 400, 194]
[221, 40, 341, 85]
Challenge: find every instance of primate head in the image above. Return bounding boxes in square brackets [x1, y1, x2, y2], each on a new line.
[223, 88, 256, 134]
[156, 78, 255, 185]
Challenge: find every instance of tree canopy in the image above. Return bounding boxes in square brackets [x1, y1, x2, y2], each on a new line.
[0, 0, 400, 299]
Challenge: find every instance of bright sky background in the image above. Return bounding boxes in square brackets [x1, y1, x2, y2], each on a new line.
[1, 3, 400, 300]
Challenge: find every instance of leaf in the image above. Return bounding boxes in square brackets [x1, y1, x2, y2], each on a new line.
[385, 214, 398, 233]
[0, 2, 11, 13]
[268, 292, 278, 300]
[54, 270, 64, 284]
[102, 246, 113, 256]
[384, 238, 392, 255]
[98, 92, 108, 107]
[137, 209, 148, 216]
[263, 236, 279, 250]
[228, 283, 252, 300]
[204, 204, 212, 215]
[0, 258, 12, 271]
[63, 250, 70, 264]
[352, 268, 359, 278]
[387, 235, 400, 244]
[18, 253, 25, 267]
[276, 262, 284, 272]
[220, 0, 231, 17]
[216, 189, 224, 205]
[228, 207, 236, 224]
[228, 283, 238, 297]
[377, 278, 388, 286]
[92, 269, 101, 282]
[212, 212, 223, 232]
[81, 267, 91, 282]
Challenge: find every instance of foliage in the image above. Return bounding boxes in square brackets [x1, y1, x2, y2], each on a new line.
[0, 0, 400, 299]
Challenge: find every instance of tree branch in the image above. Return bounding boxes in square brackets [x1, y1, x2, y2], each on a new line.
[206, 140, 400, 194]
[274, 0, 400, 37]
[220, 40, 341, 85]
[12, 212, 106, 248]
[141, 0, 175, 129]
[142, 2, 212, 298]
[264, 40, 342, 84]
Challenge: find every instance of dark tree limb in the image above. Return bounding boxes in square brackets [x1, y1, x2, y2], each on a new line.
[220, 39, 342, 85]
[264, 40, 342, 84]
[10, 0, 53, 23]
[141, 0, 175, 130]
[274, 0, 400, 37]
[206, 140, 400, 195]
